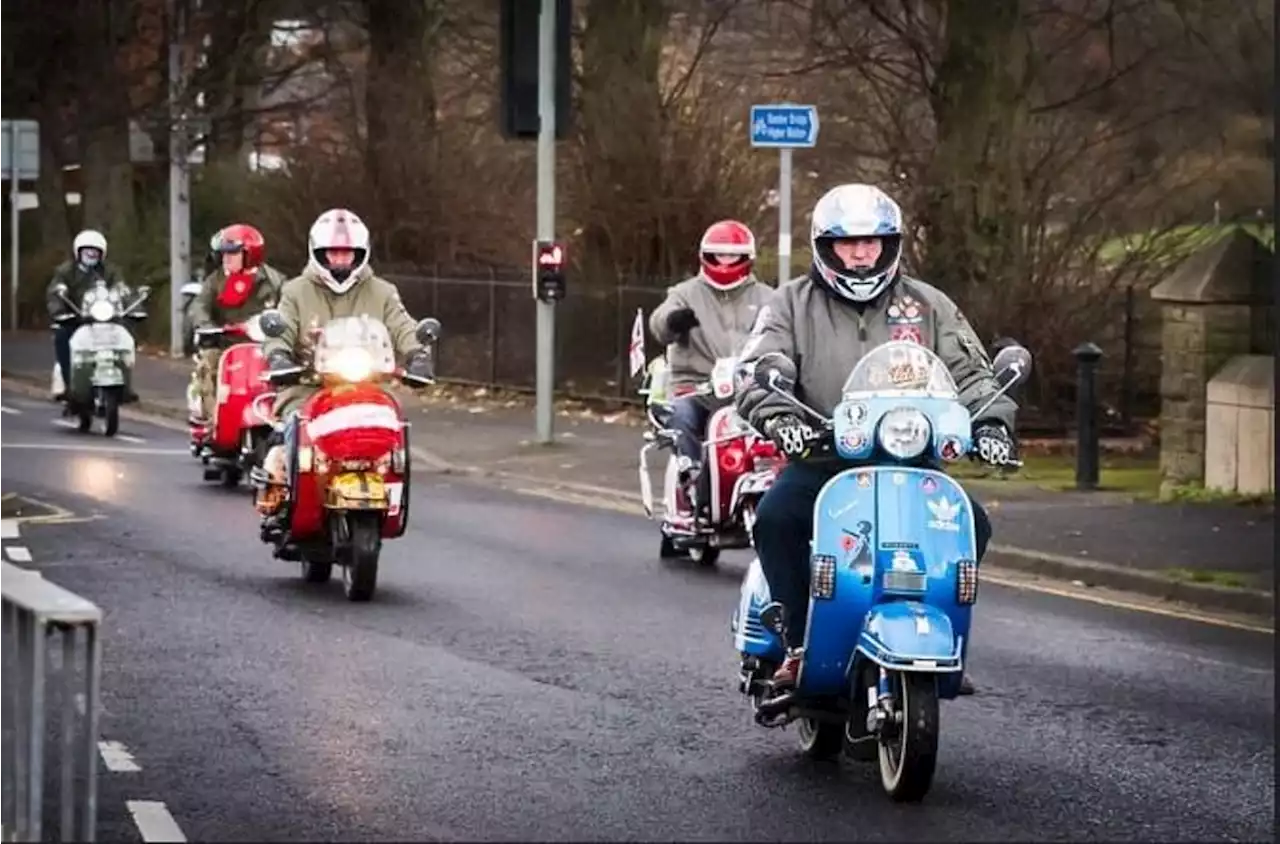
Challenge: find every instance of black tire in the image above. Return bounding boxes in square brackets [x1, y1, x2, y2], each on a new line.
[659, 534, 681, 559]
[687, 544, 721, 567]
[102, 390, 120, 437]
[342, 512, 382, 602]
[877, 672, 940, 802]
[77, 407, 93, 432]
[221, 467, 242, 488]
[301, 561, 333, 583]
[796, 717, 844, 761]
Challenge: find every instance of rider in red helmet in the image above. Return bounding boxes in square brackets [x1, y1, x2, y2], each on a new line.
[187, 223, 288, 434]
[648, 220, 773, 526]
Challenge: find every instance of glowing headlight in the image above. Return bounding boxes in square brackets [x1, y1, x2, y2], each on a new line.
[88, 300, 116, 322]
[330, 347, 374, 382]
[878, 407, 930, 459]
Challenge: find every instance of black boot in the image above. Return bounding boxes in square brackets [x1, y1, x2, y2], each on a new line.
[958, 675, 977, 696]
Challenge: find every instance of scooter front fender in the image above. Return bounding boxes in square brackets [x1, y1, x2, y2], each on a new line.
[854, 601, 963, 673]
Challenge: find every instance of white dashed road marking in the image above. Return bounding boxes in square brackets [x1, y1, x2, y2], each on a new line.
[126, 801, 187, 842]
[1, 519, 19, 539]
[5, 546, 32, 563]
[116, 433, 148, 444]
[0, 404, 20, 414]
[98, 740, 142, 773]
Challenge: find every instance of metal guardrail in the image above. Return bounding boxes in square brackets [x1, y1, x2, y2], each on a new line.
[1, 562, 102, 842]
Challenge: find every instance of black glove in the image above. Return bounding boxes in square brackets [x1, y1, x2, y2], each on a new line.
[266, 350, 297, 373]
[973, 423, 1017, 466]
[765, 413, 815, 458]
[666, 307, 700, 337]
[404, 348, 435, 381]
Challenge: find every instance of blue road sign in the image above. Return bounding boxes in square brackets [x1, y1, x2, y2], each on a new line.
[749, 104, 819, 148]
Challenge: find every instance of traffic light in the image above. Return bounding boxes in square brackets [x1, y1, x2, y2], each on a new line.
[532, 240, 567, 302]
[498, 0, 572, 140]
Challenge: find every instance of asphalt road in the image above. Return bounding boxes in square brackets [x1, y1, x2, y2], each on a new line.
[0, 390, 1274, 843]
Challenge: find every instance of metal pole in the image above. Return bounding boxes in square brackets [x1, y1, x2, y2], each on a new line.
[9, 120, 20, 331]
[1073, 341, 1103, 491]
[777, 147, 792, 285]
[168, 0, 191, 358]
[534, 0, 556, 444]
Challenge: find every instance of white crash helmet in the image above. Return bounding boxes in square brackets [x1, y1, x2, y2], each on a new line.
[307, 208, 371, 294]
[809, 184, 904, 304]
[73, 229, 108, 267]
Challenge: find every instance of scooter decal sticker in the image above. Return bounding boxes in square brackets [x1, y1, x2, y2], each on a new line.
[841, 521, 873, 569]
[921, 476, 939, 494]
[887, 294, 924, 324]
[926, 496, 961, 532]
[856, 472, 872, 488]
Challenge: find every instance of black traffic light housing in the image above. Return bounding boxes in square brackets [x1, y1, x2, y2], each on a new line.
[498, 0, 572, 140]
[533, 240, 567, 302]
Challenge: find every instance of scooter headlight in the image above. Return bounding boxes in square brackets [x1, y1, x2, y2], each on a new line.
[878, 408, 930, 459]
[329, 347, 373, 382]
[88, 300, 116, 322]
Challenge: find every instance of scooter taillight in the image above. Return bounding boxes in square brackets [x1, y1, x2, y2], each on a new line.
[719, 446, 746, 474]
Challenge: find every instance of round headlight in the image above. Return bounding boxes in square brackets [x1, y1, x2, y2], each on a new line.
[878, 407, 930, 459]
[330, 347, 374, 382]
[88, 300, 116, 322]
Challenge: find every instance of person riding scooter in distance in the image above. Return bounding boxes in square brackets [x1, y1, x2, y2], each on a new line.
[46, 229, 135, 404]
[253, 208, 435, 532]
[736, 184, 1020, 698]
[186, 223, 288, 439]
[648, 220, 773, 527]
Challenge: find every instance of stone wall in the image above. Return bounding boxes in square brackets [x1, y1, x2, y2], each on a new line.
[1157, 304, 1254, 484]
[1151, 230, 1274, 491]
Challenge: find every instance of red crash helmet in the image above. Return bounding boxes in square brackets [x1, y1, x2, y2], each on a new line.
[699, 220, 756, 290]
[219, 223, 266, 270]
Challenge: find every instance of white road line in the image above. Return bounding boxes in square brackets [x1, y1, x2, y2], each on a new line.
[0, 520, 19, 539]
[126, 801, 187, 842]
[97, 740, 141, 772]
[51, 419, 79, 430]
[5, 546, 32, 563]
[116, 433, 148, 444]
[0, 443, 189, 456]
[0, 404, 20, 414]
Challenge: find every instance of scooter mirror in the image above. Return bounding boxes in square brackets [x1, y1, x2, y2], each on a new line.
[258, 309, 287, 338]
[991, 344, 1032, 389]
[415, 317, 441, 344]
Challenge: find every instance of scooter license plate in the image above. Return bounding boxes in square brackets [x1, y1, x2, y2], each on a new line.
[325, 472, 388, 509]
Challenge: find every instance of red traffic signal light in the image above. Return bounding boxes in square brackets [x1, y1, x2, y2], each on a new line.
[536, 243, 565, 269]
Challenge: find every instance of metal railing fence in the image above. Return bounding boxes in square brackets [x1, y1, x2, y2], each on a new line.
[2, 562, 102, 842]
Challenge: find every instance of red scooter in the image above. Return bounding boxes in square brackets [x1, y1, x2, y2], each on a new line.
[639, 356, 784, 567]
[255, 311, 440, 602]
[189, 315, 275, 488]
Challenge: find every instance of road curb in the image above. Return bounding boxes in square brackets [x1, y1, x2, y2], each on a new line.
[5, 370, 1271, 625]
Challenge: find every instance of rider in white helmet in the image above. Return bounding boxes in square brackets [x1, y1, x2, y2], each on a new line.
[45, 229, 131, 399]
[253, 208, 435, 523]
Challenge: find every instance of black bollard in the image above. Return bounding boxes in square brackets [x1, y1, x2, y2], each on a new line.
[1073, 342, 1104, 490]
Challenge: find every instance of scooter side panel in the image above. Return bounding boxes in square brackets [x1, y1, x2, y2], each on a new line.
[733, 557, 785, 661]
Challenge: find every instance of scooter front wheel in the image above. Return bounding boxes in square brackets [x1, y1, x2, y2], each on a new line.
[102, 390, 120, 437]
[341, 511, 382, 602]
[877, 671, 940, 802]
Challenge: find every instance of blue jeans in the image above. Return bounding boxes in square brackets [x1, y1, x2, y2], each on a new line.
[667, 395, 712, 515]
[752, 461, 992, 650]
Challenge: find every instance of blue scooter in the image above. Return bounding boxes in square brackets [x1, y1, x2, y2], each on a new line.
[730, 340, 1031, 802]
